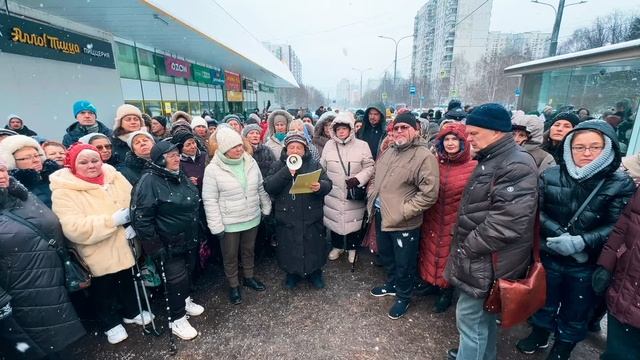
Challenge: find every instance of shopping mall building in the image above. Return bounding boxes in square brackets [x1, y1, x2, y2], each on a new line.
[0, 0, 298, 139]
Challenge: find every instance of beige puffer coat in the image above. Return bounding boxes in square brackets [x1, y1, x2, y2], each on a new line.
[50, 165, 135, 277]
[321, 113, 374, 235]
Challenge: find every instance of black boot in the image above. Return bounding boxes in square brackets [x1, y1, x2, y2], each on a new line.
[243, 277, 266, 291]
[284, 273, 301, 289]
[414, 281, 439, 296]
[433, 287, 454, 313]
[308, 270, 325, 289]
[229, 286, 242, 305]
[546, 341, 576, 360]
[516, 326, 551, 354]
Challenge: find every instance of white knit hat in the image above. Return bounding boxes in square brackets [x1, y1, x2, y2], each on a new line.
[190, 116, 208, 129]
[216, 125, 243, 154]
[0, 134, 45, 170]
[114, 104, 143, 130]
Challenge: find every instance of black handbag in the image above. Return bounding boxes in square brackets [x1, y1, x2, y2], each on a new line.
[4, 211, 91, 292]
[335, 143, 367, 201]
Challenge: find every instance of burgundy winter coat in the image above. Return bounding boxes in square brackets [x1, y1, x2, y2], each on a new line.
[419, 123, 477, 288]
[598, 187, 640, 328]
[180, 150, 209, 192]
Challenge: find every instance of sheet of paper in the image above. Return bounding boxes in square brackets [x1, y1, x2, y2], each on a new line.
[289, 169, 322, 194]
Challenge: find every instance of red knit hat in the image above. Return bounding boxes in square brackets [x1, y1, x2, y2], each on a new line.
[65, 142, 101, 174]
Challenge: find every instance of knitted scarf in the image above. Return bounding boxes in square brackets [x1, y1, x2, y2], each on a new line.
[563, 133, 614, 181]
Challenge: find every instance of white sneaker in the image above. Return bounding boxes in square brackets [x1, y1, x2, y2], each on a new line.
[328, 248, 344, 260]
[104, 324, 128, 344]
[348, 250, 356, 263]
[185, 296, 204, 316]
[170, 315, 198, 340]
[123, 311, 155, 326]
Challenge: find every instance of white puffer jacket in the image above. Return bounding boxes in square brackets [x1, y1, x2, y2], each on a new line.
[202, 152, 272, 234]
[321, 113, 374, 235]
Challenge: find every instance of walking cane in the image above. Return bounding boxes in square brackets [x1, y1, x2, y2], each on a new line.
[158, 256, 178, 356]
[128, 237, 161, 336]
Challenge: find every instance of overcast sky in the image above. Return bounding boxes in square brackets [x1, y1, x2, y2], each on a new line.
[216, 0, 639, 97]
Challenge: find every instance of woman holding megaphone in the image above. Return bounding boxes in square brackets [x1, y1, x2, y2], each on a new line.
[264, 131, 332, 289]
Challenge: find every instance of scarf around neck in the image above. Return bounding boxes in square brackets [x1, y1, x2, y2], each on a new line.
[563, 133, 614, 181]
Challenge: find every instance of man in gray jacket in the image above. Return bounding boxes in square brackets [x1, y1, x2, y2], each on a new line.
[444, 103, 538, 360]
[367, 112, 439, 319]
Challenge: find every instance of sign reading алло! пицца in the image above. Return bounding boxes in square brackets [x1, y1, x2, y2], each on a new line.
[0, 13, 115, 69]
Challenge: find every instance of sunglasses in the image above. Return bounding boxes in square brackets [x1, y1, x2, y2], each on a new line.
[94, 144, 112, 151]
[393, 125, 412, 132]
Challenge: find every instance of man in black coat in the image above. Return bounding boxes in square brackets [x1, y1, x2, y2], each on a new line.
[357, 103, 387, 160]
[444, 103, 538, 360]
[0, 170, 85, 358]
[63, 100, 113, 148]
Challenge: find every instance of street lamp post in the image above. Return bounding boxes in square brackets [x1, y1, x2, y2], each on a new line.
[378, 35, 413, 86]
[353, 67, 372, 106]
[531, 0, 587, 56]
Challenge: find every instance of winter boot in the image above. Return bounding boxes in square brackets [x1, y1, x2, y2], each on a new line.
[308, 270, 325, 289]
[414, 281, 439, 296]
[433, 287, 454, 313]
[229, 286, 242, 305]
[328, 248, 344, 260]
[516, 326, 551, 354]
[284, 273, 301, 289]
[546, 341, 576, 360]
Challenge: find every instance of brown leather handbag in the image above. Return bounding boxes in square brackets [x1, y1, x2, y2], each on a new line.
[484, 215, 546, 328]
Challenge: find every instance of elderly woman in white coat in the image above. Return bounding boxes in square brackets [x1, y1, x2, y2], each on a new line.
[202, 125, 271, 305]
[321, 112, 375, 264]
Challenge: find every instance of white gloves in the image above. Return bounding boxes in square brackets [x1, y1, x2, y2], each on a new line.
[112, 208, 131, 226]
[124, 226, 137, 240]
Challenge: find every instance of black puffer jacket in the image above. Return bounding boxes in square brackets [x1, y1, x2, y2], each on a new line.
[131, 164, 201, 257]
[116, 152, 149, 185]
[110, 136, 130, 166]
[0, 178, 85, 358]
[264, 149, 332, 276]
[444, 135, 539, 298]
[252, 143, 276, 178]
[10, 159, 60, 208]
[540, 120, 636, 266]
[357, 103, 387, 160]
[4, 124, 37, 137]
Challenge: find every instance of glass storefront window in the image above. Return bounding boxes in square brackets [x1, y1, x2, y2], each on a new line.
[154, 54, 174, 84]
[137, 48, 158, 82]
[125, 100, 143, 111]
[143, 100, 163, 117]
[177, 101, 189, 113]
[117, 43, 139, 79]
[190, 102, 201, 115]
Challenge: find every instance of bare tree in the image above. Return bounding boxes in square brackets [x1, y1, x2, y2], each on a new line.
[467, 49, 531, 106]
[558, 11, 638, 54]
[275, 83, 327, 111]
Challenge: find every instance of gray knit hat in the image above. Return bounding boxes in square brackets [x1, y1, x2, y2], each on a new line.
[242, 124, 262, 138]
[284, 131, 308, 148]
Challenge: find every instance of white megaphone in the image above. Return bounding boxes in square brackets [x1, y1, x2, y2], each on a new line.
[286, 154, 302, 171]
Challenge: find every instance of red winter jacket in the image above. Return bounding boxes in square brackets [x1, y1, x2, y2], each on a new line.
[419, 123, 476, 288]
[598, 187, 640, 328]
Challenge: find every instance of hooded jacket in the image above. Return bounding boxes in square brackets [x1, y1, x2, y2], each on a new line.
[512, 114, 555, 173]
[0, 178, 85, 358]
[419, 124, 477, 288]
[366, 136, 439, 232]
[444, 135, 538, 299]
[357, 103, 387, 160]
[321, 114, 375, 235]
[313, 111, 337, 156]
[539, 120, 636, 266]
[131, 163, 201, 256]
[264, 147, 332, 276]
[62, 120, 113, 148]
[4, 123, 37, 137]
[202, 152, 271, 235]
[50, 164, 135, 277]
[265, 110, 293, 158]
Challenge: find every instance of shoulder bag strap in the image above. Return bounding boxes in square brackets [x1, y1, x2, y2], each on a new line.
[335, 142, 350, 177]
[565, 178, 606, 232]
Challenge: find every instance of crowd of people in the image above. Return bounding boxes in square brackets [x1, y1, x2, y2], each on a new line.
[0, 97, 639, 360]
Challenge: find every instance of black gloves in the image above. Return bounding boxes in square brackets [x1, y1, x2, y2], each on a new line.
[345, 177, 360, 189]
[592, 266, 612, 296]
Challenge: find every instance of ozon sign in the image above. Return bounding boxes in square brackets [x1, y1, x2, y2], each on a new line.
[164, 56, 191, 79]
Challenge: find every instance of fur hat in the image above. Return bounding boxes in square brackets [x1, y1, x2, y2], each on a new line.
[73, 100, 97, 118]
[114, 104, 143, 130]
[170, 119, 193, 136]
[216, 125, 243, 154]
[170, 131, 195, 152]
[0, 134, 45, 170]
[126, 130, 155, 149]
[465, 103, 512, 132]
[171, 111, 192, 124]
[242, 124, 262, 138]
[190, 116, 208, 130]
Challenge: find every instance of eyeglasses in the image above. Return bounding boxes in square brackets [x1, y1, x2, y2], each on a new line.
[94, 144, 112, 151]
[571, 145, 604, 153]
[393, 125, 411, 132]
[15, 154, 44, 162]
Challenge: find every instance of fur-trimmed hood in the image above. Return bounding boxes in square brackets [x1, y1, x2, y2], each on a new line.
[171, 111, 192, 124]
[267, 110, 293, 136]
[329, 112, 355, 145]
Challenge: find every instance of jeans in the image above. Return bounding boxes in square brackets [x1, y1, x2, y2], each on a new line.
[530, 253, 596, 343]
[455, 291, 497, 360]
[375, 210, 420, 300]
